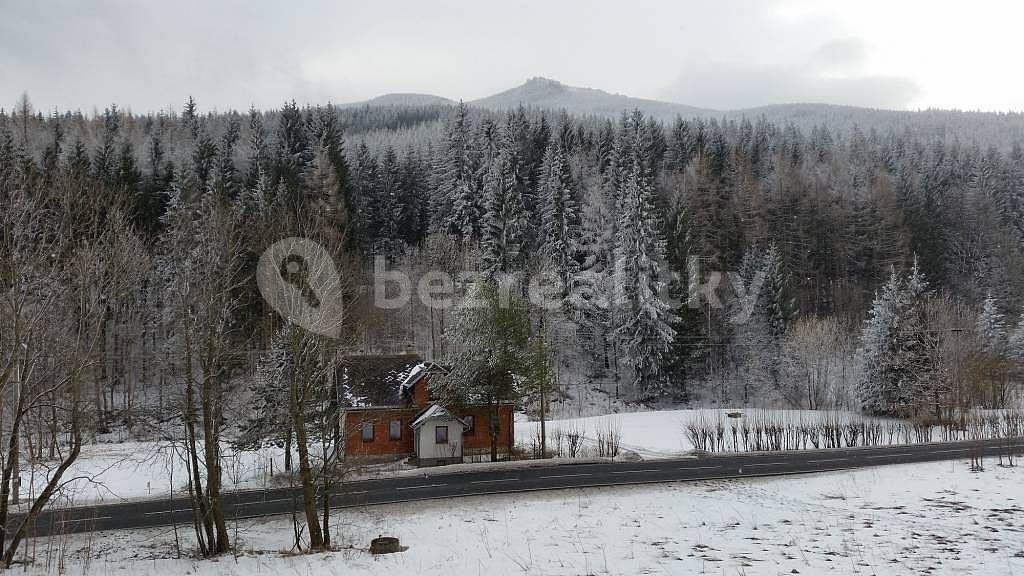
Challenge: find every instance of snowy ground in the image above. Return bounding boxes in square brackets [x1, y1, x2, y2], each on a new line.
[14, 459, 1024, 575]
[515, 408, 909, 459]
[15, 442, 299, 505]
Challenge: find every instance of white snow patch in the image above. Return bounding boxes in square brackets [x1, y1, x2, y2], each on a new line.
[20, 459, 1024, 575]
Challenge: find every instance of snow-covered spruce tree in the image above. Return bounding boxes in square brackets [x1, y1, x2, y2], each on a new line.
[974, 292, 1014, 407]
[976, 293, 1006, 354]
[535, 141, 584, 385]
[352, 141, 380, 252]
[612, 146, 677, 400]
[432, 101, 479, 241]
[1009, 314, 1024, 364]
[857, 268, 904, 415]
[481, 126, 528, 276]
[756, 243, 788, 392]
[374, 146, 404, 256]
[539, 141, 583, 297]
[856, 261, 933, 417]
[896, 262, 935, 412]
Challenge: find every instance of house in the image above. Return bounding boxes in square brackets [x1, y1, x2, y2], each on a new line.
[340, 362, 515, 466]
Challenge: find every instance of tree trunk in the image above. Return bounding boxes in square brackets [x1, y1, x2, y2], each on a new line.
[184, 375, 214, 555]
[0, 391, 25, 554]
[201, 369, 229, 554]
[284, 427, 293, 472]
[292, 407, 324, 549]
[321, 488, 331, 548]
[539, 386, 547, 459]
[489, 401, 499, 462]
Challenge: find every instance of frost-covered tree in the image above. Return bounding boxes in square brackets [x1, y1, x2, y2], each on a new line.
[432, 101, 478, 240]
[858, 269, 904, 415]
[976, 293, 1006, 354]
[539, 142, 582, 292]
[857, 261, 933, 416]
[613, 142, 676, 399]
[481, 134, 528, 276]
[352, 141, 379, 251]
[973, 293, 1015, 407]
[780, 315, 847, 409]
[1009, 315, 1024, 364]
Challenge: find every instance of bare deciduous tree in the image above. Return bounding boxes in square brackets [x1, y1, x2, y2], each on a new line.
[0, 176, 145, 567]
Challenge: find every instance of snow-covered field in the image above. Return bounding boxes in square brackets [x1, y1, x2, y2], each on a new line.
[515, 408, 911, 458]
[18, 459, 1024, 575]
[15, 442, 295, 505]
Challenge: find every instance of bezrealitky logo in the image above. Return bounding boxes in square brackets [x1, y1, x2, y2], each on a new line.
[256, 237, 346, 338]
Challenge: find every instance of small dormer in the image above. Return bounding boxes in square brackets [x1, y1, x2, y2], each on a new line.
[399, 362, 449, 407]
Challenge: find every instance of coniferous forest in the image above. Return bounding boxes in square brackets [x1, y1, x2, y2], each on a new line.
[5, 95, 1024, 413]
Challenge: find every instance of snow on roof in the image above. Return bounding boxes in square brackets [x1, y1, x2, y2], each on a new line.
[399, 361, 449, 391]
[400, 363, 427, 391]
[409, 404, 464, 429]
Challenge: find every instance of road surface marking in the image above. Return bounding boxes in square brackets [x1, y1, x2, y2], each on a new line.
[611, 469, 661, 474]
[538, 473, 592, 479]
[808, 458, 848, 463]
[57, 516, 112, 524]
[867, 453, 914, 459]
[470, 478, 519, 484]
[931, 448, 969, 454]
[395, 483, 447, 491]
[144, 509, 192, 516]
[746, 462, 787, 467]
[343, 490, 369, 495]
[680, 465, 724, 471]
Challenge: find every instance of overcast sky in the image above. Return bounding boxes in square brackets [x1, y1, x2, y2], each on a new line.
[3, 0, 1021, 114]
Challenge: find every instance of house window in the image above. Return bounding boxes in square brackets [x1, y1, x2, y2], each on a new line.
[389, 419, 402, 441]
[435, 425, 448, 444]
[463, 415, 474, 435]
[362, 422, 374, 442]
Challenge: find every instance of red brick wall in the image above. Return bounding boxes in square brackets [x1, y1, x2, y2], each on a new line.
[343, 408, 416, 457]
[342, 403, 516, 459]
[412, 375, 430, 407]
[459, 404, 515, 453]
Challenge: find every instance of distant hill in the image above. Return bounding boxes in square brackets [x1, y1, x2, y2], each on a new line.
[349, 93, 455, 107]
[349, 78, 1024, 148]
[470, 77, 712, 121]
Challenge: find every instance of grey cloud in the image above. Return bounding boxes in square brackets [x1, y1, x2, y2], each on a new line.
[1, 0, 927, 113]
[811, 38, 867, 74]
[664, 37, 920, 110]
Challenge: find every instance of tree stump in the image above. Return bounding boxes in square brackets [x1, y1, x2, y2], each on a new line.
[370, 536, 402, 554]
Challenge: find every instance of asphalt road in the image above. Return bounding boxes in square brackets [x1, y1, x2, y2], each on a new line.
[11, 437, 1023, 537]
